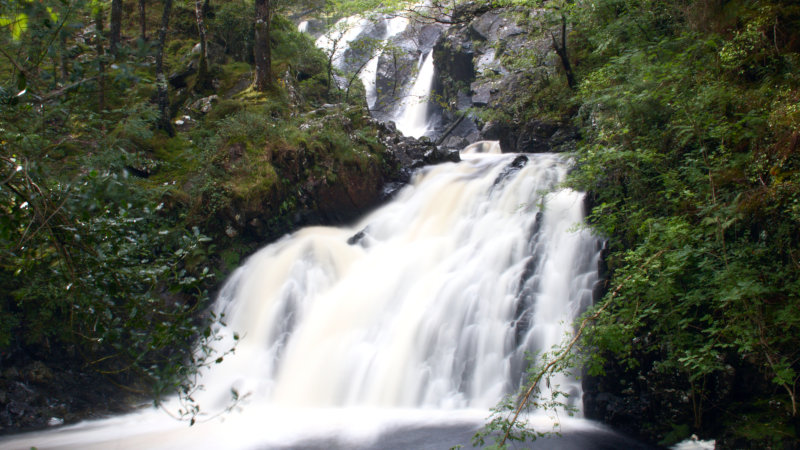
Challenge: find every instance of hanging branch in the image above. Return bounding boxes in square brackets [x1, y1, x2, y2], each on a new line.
[498, 249, 667, 447]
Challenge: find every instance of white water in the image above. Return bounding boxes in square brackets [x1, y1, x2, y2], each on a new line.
[297, 21, 309, 33]
[360, 16, 409, 110]
[310, 12, 441, 138]
[1, 148, 606, 449]
[313, 15, 411, 112]
[315, 16, 372, 71]
[393, 50, 436, 138]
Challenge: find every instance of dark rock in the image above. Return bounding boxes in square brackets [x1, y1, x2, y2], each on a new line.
[492, 155, 528, 186]
[25, 362, 53, 384]
[440, 135, 469, 150]
[347, 229, 368, 246]
[470, 81, 492, 107]
[489, 118, 579, 153]
[451, 1, 495, 24]
[169, 65, 196, 89]
[481, 120, 511, 141]
[469, 10, 524, 42]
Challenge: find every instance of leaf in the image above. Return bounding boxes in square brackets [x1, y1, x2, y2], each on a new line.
[46, 7, 59, 24]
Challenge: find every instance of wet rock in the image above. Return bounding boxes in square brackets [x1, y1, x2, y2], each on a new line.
[373, 19, 445, 118]
[440, 135, 469, 150]
[470, 81, 492, 107]
[371, 117, 461, 183]
[492, 155, 528, 186]
[469, 9, 524, 42]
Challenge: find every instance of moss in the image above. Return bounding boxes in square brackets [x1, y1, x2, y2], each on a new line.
[228, 159, 280, 204]
[204, 98, 244, 122]
[216, 61, 253, 95]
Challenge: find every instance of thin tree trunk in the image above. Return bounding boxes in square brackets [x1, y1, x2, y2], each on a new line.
[552, 13, 576, 89]
[194, 0, 212, 92]
[155, 0, 174, 136]
[95, 5, 106, 112]
[109, 0, 122, 56]
[253, 0, 272, 91]
[139, 0, 147, 41]
[58, 34, 69, 80]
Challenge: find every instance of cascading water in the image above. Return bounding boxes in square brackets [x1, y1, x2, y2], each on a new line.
[312, 15, 410, 112]
[360, 16, 409, 110]
[393, 50, 436, 138]
[0, 145, 654, 450]
[305, 8, 442, 139]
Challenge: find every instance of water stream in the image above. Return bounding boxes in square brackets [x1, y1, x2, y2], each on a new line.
[0, 146, 655, 450]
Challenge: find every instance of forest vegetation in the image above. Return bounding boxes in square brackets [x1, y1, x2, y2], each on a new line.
[1, 0, 799, 447]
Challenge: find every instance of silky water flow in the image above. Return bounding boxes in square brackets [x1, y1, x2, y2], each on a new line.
[0, 146, 657, 450]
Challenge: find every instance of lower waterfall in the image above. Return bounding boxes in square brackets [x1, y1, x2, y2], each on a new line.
[0, 147, 652, 449]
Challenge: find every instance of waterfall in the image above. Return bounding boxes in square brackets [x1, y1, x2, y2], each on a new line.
[393, 51, 436, 138]
[307, 10, 442, 139]
[360, 16, 409, 110]
[0, 146, 627, 450]
[312, 15, 410, 111]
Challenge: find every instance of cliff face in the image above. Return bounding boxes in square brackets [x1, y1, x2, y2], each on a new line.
[431, 4, 578, 153]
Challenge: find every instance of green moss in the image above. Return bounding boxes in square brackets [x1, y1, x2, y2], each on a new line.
[228, 160, 279, 202]
[216, 61, 253, 95]
[205, 99, 245, 122]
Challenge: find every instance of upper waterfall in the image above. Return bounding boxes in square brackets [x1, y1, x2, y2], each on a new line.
[305, 8, 443, 139]
[393, 50, 436, 138]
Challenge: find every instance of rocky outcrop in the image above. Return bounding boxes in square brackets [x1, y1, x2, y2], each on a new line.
[372, 21, 446, 120]
[376, 120, 460, 182]
[432, 6, 580, 153]
[0, 353, 141, 434]
[482, 117, 579, 153]
[212, 105, 460, 243]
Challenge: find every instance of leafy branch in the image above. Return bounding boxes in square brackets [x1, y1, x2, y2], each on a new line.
[487, 249, 666, 448]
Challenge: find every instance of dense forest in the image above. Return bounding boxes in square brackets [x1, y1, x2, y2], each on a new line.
[1, 0, 798, 448]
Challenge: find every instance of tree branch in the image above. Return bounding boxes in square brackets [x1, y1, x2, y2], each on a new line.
[499, 249, 667, 446]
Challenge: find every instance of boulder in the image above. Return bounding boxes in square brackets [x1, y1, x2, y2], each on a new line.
[188, 95, 219, 115]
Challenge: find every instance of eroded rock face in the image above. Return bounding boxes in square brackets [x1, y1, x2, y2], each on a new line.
[373, 21, 446, 120]
[432, 6, 579, 153]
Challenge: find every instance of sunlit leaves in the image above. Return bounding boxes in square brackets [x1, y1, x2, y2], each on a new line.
[0, 13, 27, 40]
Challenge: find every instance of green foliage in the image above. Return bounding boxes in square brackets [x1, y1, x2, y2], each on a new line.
[565, 0, 800, 441]
[474, 0, 799, 445]
[211, 0, 254, 62]
[0, 124, 223, 401]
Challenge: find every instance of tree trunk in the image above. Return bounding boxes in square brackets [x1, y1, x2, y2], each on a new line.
[139, 0, 147, 41]
[194, 0, 212, 92]
[109, 0, 123, 56]
[155, 0, 175, 136]
[95, 5, 106, 112]
[253, 0, 272, 91]
[552, 13, 576, 90]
